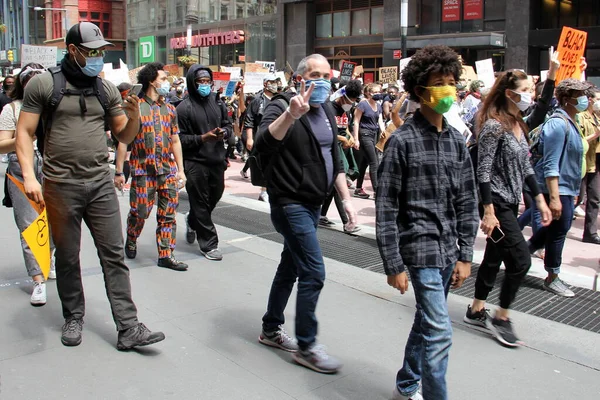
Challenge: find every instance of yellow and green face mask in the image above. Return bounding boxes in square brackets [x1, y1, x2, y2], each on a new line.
[419, 85, 457, 114]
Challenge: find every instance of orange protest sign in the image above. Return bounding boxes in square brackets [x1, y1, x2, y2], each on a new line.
[555, 27, 587, 83]
[6, 173, 43, 214]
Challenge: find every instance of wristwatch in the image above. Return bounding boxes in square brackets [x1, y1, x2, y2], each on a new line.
[115, 172, 124, 177]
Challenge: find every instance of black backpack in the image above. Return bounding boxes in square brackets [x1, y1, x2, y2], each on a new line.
[40, 66, 110, 154]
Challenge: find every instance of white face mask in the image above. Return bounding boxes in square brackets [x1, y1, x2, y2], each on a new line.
[341, 103, 352, 112]
[594, 100, 600, 112]
[510, 90, 532, 112]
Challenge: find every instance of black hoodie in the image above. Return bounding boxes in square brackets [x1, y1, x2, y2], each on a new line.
[176, 65, 232, 166]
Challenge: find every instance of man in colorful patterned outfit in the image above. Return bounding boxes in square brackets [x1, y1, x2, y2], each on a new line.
[115, 62, 188, 271]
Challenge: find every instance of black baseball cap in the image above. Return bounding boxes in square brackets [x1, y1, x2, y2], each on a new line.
[66, 22, 114, 49]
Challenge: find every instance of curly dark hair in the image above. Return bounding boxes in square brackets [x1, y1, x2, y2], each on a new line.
[344, 79, 362, 99]
[401, 45, 462, 103]
[137, 62, 165, 92]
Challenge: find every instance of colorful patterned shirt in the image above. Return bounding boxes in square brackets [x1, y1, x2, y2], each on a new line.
[130, 95, 179, 176]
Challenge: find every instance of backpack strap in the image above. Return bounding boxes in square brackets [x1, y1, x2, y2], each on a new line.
[45, 66, 66, 134]
[94, 76, 110, 116]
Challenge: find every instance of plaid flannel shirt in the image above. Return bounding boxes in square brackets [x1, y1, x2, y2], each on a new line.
[375, 110, 479, 275]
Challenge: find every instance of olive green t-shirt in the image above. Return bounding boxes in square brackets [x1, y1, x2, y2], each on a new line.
[21, 72, 124, 183]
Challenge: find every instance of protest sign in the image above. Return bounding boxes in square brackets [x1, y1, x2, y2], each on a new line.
[398, 57, 412, 90]
[354, 65, 364, 76]
[339, 61, 356, 83]
[475, 58, 495, 89]
[213, 72, 232, 94]
[224, 81, 237, 97]
[221, 66, 242, 81]
[164, 64, 182, 77]
[20, 45, 57, 68]
[245, 63, 270, 93]
[255, 61, 276, 73]
[540, 70, 549, 82]
[556, 26, 587, 83]
[379, 66, 398, 84]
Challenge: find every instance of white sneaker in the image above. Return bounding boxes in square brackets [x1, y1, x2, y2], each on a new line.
[392, 387, 423, 400]
[30, 282, 47, 306]
[258, 191, 269, 202]
[574, 206, 585, 217]
[48, 258, 56, 280]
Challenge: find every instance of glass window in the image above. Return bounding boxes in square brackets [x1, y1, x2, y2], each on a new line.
[352, 9, 370, 36]
[245, 22, 261, 63]
[579, 0, 599, 27]
[541, 0, 559, 29]
[420, 0, 441, 35]
[262, 20, 276, 62]
[317, 14, 332, 38]
[370, 7, 383, 35]
[91, 12, 100, 20]
[559, 0, 576, 27]
[80, 12, 88, 18]
[484, 0, 506, 20]
[333, 12, 350, 37]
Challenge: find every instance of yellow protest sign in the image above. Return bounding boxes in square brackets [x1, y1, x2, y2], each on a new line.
[556, 26, 587, 83]
[6, 173, 43, 214]
[21, 208, 51, 280]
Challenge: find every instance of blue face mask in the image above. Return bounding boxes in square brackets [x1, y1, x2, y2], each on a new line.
[305, 79, 332, 104]
[80, 56, 104, 77]
[197, 84, 211, 97]
[156, 81, 171, 97]
[574, 95, 589, 113]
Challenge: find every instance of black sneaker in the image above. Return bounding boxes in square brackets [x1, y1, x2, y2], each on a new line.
[117, 322, 166, 351]
[463, 305, 490, 328]
[582, 234, 600, 245]
[61, 317, 84, 347]
[353, 188, 370, 199]
[318, 216, 335, 227]
[486, 317, 522, 348]
[125, 239, 137, 259]
[158, 256, 188, 271]
[185, 213, 196, 244]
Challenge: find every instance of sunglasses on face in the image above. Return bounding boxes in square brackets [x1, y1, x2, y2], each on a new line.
[78, 47, 106, 58]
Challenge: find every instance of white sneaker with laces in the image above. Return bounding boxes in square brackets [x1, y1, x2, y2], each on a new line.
[574, 206, 586, 217]
[258, 191, 269, 202]
[30, 282, 47, 306]
[544, 277, 575, 297]
[48, 258, 56, 280]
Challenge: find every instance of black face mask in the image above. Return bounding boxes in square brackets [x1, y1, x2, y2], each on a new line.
[372, 94, 384, 101]
[389, 95, 397, 101]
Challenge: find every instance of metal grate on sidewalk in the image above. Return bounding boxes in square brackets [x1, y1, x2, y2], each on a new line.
[199, 203, 600, 334]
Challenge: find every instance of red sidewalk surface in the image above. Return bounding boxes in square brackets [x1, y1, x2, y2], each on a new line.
[222, 156, 600, 291]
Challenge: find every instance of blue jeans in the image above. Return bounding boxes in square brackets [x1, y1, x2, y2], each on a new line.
[262, 204, 325, 350]
[529, 195, 574, 275]
[396, 265, 454, 400]
[518, 207, 543, 232]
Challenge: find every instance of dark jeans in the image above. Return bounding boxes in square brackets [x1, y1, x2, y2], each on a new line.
[475, 200, 531, 309]
[321, 188, 348, 225]
[357, 130, 379, 192]
[529, 194, 574, 275]
[396, 265, 454, 400]
[44, 174, 139, 331]
[262, 204, 325, 350]
[583, 168, 600, 237]
[184, 161, 225, 252]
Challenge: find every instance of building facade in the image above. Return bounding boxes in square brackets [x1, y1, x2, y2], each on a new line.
[125, 0, 599, 84]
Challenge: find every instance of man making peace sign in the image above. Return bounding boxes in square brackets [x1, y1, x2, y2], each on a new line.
[254, 54, 357, 374]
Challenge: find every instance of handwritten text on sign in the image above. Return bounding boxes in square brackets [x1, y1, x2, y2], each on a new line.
[20, 45, 58, 69]
[556, 27, 587, 83]
[379, 67, 398, 84]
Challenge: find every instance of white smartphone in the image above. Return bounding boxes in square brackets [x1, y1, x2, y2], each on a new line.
[129, 84, 143, 96]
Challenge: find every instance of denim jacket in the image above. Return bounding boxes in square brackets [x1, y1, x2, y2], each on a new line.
[534, 109, 583, 196]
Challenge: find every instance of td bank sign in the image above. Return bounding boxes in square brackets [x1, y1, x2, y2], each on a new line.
[139, 36, 155, 63]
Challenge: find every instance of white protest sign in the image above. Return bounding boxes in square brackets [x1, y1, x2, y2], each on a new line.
[245, 63, 270, 93]
[398, 57, 412, 91]
[20, 45, 57, 68]
[540, 70, 549, 82]
[221, 66, 242, 81]
[255, 61, 276, 73]
[475, 58, 495, 89]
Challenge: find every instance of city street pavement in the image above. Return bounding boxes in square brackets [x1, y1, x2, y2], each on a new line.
[0, 167, 599, 400]
[227, 156, 600, 291]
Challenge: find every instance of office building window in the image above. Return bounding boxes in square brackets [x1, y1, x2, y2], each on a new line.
[333, 11, 350, 37]
[370, 7, 383, 35]
[317, 14, 332, 38]
[351, 9, 370, 35]
[79, 1, 112, 38]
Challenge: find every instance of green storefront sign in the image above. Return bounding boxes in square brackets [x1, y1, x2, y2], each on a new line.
[139, 36, 155, 64]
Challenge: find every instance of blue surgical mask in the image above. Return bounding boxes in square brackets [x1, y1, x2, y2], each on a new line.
[305, 79, 331, 105]
[80, 56, 104, 77]
[197, 84, 211, 97]
[156, 81, 171, 96]
[574, 95, 589, 113]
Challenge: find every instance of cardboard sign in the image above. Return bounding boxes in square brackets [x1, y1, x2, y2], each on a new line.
[255, 61, 276, 73]
[244, 64, 270, 93]
[340, 61, 356, 83]
[556, 27, 588, 83]
[6, 174, 43, 214]
[20, 45, 57, 68]
[246, 63, 269, 73]
[354, 65, 364, 76]
[475, 58, 495, 89]
[379, 66, 398, 84]
[164, 64, 182, 77]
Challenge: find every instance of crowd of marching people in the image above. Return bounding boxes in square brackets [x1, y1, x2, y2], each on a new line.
[1, 20, 599, 400]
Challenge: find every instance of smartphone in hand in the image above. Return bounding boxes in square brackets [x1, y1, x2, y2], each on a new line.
[129, 84, 143, 97]
[490, 226, 505, 243]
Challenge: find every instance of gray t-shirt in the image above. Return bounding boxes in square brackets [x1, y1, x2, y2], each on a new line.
[21, 71, 124, 183]
[306, 106, 334, 187]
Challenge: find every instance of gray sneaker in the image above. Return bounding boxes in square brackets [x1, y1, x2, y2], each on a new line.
[117, 322, 165, 351]
[292, 344, 342, 374]
[61, 317, 84, 347]
[201, 248, 223, 261]
[543, 277, 575, 297]
[259, 326, 298, 352]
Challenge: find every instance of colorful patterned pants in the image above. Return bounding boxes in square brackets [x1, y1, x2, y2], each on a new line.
[126, 174, 179, 259]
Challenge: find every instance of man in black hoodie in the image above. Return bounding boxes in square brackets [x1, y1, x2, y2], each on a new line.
[254, 54, 357, 374]
[176, 65, 232, 261]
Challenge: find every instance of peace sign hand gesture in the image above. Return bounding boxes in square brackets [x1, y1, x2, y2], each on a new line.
[286, 81, 315, 120]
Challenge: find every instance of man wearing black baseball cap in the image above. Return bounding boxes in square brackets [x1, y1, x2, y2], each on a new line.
[16, 22, 165, 350]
